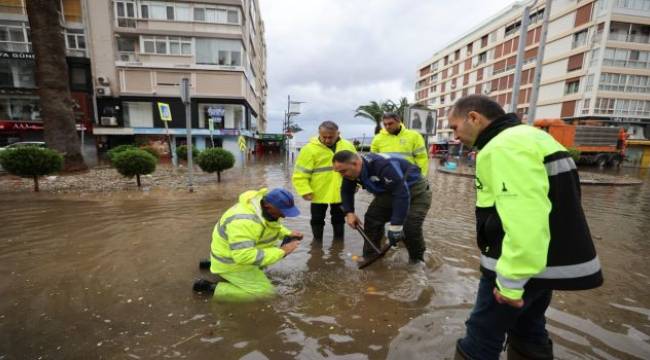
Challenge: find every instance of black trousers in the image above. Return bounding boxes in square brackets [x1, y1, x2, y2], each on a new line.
[363, 179, 432, 261]
[310, 203, 345, 227]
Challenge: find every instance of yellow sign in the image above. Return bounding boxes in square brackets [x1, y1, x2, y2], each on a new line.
[238, 136, 247, 152]
[157, 102, 172, 122]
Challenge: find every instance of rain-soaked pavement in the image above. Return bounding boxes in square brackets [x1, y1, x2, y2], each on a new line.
[1, 157, 649, 359]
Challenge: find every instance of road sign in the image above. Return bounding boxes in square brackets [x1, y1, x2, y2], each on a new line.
[157, 102, 172, 122]
[238, 135, 247, 152]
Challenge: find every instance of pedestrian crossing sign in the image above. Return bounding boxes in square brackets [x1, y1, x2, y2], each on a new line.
[157, 102, 172, 122]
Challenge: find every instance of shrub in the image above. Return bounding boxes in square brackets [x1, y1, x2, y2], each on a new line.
[140, 146, 160, 160]
[112, 149, 157, 188]
[107, 144, 137, 162]
[197, 148, 235, 182]
[0, 147, 63, 192]
[176, 145, 199, 161]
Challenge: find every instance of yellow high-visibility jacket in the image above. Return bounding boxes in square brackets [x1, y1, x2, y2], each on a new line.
[292, 137, 357, 204]
[210, 188, 292, 274]
[371, 125, 429, 176]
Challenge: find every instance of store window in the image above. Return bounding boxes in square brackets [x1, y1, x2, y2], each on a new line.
[123, 102, 153, 128]
[198, 103, 245, 129]
[0, 97, 40, 121]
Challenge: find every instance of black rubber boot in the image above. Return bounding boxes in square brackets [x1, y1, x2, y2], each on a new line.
[311, 225, 324, 242]
[198, 259, 211, 270]
[332, 223, 344, 241]
[192, 278, 217, 294]
[507, 337, 554, 360]
[454, 339, 470, 360]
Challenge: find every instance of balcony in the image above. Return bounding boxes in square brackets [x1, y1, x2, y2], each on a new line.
[608, 22, 650, 44]
[609, 32, 650, 44]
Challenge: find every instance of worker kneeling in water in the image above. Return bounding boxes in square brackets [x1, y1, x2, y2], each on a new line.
[193, 188, 303, 301]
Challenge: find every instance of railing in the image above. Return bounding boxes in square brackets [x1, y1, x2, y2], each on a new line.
[117, 52, 141, 63]
[603, 59, 650, 69]
[608, 32, 650, 44]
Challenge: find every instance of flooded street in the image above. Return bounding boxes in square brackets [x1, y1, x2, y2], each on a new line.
[1, 158, 650, 360]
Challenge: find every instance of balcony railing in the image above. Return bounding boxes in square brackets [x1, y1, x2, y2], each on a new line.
[608, 32, 650, 44]
[603, 59, 650, 69]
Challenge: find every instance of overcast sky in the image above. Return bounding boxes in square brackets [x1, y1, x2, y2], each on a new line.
[258, 0, 506, 143]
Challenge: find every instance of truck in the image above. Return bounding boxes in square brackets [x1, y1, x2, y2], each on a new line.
[534, 119, 625, 167]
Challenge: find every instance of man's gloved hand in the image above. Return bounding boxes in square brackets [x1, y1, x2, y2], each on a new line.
[387, 225, 404, 247]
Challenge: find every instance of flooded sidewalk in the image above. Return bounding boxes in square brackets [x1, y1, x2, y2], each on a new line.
[1, 159, 649, 359]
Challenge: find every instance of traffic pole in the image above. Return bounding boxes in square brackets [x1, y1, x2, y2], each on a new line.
[181, 78, 193, 193]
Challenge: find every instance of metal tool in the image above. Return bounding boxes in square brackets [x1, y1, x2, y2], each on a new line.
[355, 225, 395, 269]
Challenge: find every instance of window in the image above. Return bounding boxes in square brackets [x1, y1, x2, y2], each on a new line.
[65, 29, 85, 50]
[195, 38, 243, 66]
[615, 0, 650, 11]
[572, 30, 588, 49]
[467, 43, 473, 55]
[198, 103, 245, 129]
[175, 5, 191, 21]
[141, 3, 173, 20]
[477, 51, 487, 65]
[0, 97, 40, 121]
[123, 102, 153, 128]
[193, 5, 240, 24]
[565, 78, 580, 94]
[0, 59, 35, 88]
[0, 0, 24, 15]
[70, 67, 88, 89]
[567, 53, 585, 71]
[115, 1, 136, 27]
[600, 73, 650, 93]
[141, 36, 191, 56]
[117, 38, 136, 52]
[0, 23, 30, 52]
[594, 98, 650, 116]
[62, 0, 82, 23]
[455, 49, 460, 61]
[505, 21, 521, 37]
[603, 47, 650, 68]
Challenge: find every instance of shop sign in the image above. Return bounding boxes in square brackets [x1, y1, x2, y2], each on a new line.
[0, 121, 44, 131]
[0, 52, 35, 61]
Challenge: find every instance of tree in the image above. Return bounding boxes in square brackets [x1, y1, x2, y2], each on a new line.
[25, 0, 86, 171]
[107, 145, 137, 162]
[0, 147, 63, 192]
[112, 149, 157, 188]
[354, 98, 410, 134]
[176, 145, 199, 161]
[197, 148, 235, 182]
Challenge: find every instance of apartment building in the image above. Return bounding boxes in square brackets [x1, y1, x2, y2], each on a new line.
[415, 0, 650, 143]
[0, 0, 267, 160]
[89, 0, 268, 157]
[0, 0, 93, 147]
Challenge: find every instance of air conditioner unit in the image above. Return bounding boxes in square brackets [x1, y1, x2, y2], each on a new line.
[97, 76, 110, 86]
[100, 116, 118, 126]
[483, 89, 490, 95]
[96, 86, 111, 97]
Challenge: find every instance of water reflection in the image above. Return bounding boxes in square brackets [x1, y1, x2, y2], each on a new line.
[0, 158, 649, 359]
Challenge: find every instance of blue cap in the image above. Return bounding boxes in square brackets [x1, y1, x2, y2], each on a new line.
[264, 188, 300, 217]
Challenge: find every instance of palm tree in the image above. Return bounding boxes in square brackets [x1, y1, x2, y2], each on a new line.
[25, 0, 87, 171]
[354, 101, 384, 134]
[354, 98, 410, 134]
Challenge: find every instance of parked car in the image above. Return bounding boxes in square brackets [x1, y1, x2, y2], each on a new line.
[0, 142, 47, 172]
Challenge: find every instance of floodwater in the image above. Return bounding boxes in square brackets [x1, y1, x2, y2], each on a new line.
[1, 157, 649, 360]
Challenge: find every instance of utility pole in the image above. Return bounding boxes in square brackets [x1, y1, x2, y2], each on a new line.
[528, 0, 552, 124]
[181, 77, 193, 192]
[510, 0, 536, 114]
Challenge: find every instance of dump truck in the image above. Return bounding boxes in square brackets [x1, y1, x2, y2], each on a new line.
[534, 119, 625, 167]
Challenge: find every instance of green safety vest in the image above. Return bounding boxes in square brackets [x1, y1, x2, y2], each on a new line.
[210, 188, 292, 274]
[475, 120, 603, 300]
[292, 137, 357, 204]
[371, 125, 429, 176]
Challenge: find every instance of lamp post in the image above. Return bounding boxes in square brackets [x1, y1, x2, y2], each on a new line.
[284, 95, 304, 163]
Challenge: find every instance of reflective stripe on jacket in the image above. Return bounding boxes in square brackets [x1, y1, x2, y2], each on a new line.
[370, 125, 428, 176]
[210, 188, 292, 274]
[292, 137, 357, 204]
[475, 117, 603, 300]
